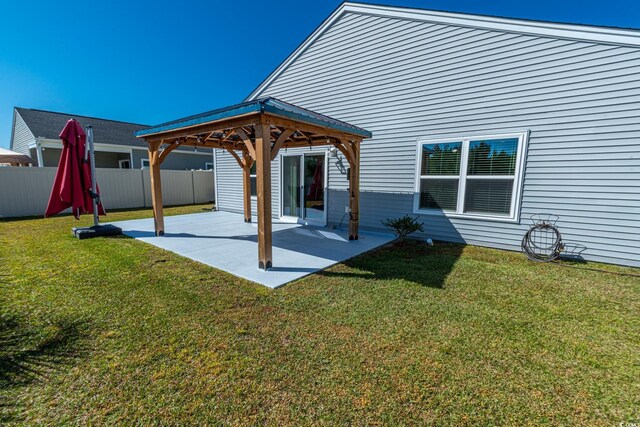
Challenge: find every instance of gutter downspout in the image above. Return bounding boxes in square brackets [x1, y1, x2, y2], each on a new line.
[212, 150, 218, 209]
[35, 137, 44, 167]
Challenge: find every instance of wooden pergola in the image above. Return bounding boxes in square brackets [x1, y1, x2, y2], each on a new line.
[135, 97, 372, 270]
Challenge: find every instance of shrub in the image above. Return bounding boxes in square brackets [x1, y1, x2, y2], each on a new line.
[382, 215, 424, 240]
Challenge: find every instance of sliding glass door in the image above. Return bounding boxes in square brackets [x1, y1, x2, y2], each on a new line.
[282, 155, 301, 217]
[281, 153, 326, 225]
[303, 154, 325, 222]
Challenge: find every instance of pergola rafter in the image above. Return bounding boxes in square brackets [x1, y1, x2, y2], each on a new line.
[136, 97, 371, 270]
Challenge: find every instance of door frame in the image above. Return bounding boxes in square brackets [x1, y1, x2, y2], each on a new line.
[279, 151, 328, 226]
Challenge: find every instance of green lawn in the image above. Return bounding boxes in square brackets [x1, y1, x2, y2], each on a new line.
[1, 205, 638, 426]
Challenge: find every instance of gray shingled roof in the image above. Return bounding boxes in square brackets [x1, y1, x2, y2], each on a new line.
[16, 107, 149, 148]
[15, 108, 212, 152]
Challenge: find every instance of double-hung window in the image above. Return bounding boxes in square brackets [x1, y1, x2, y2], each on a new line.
[415, 131, 528, 221]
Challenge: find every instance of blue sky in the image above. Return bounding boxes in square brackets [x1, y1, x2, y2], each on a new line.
[1, 0, 638, 149]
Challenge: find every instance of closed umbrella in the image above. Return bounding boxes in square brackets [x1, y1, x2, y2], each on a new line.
[45, 120, 119, 239]
[45, 119, 104, 218]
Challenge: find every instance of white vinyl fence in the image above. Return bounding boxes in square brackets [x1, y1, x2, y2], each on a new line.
[0, 167, 214, 218]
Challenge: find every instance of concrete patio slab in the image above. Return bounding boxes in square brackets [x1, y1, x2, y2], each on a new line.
[108, 211, 395, 288]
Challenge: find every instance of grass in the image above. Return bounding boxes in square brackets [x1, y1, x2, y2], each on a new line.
[1, 204, 638, 425]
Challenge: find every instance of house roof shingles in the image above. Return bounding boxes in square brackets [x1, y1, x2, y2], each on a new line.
[15, 108, 215, 154]
[16, 107, 150, 148]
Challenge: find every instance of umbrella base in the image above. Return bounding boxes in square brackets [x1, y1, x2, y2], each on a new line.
[72, 224, 122, 240]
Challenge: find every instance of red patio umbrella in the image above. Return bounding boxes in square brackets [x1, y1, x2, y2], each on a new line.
[45, 119, 105, 219]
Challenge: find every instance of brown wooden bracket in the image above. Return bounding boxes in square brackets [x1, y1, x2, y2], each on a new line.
[158, 139, 184, 164]
[336, 141, 355, 165]
[223, 146, 244, 168]
[243, 152, 255, 168]
[271, 128, 294, 161]
[235, 128, 256, 160]
[344, 140, 357, 163]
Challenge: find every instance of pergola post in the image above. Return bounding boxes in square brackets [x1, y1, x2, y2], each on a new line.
[242, 151, 253, 223]
[255, 122, 273, 270]
[148, 141, 164, 236]
[348, 141, 360, 240]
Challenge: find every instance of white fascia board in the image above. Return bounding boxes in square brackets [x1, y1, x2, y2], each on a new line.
[246, 3, 349, 100]
[348, 3, 640, 47]
[129, 146, 215, 157]
[11, 109, 36, 151]
[246, 2, 640, 100]
[39, 139, 132, 153]
[38, 139, 212, 156]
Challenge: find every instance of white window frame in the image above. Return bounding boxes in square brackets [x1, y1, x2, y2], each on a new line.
[118, 159, 131, 169]
[413, 131, 529, 223]
[205, 162, 214, 170]
[140, 158, 150, 169]
[278, 151, 329, 226]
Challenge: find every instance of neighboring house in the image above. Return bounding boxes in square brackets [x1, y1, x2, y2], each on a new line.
[10, 107, 214, 170]
[214, 2, 640, 267]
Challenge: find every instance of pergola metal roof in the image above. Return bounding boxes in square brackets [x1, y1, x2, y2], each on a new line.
[136, 97, 372, 139]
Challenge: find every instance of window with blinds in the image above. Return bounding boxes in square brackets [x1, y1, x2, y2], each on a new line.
[416, 133, 526, 220]
[418, 142, 462, 212]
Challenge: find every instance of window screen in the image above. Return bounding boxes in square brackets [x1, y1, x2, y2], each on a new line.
[418, 142, 462, 212]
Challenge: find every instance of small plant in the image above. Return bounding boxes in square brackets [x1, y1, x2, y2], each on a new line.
[382, 215, 424, 241]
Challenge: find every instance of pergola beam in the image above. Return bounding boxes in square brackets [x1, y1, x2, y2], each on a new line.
[145, 114, 260, 143]
[220, 130, 236, 144]
[155, 127, 343, 153]
[264, 114, 355, 143]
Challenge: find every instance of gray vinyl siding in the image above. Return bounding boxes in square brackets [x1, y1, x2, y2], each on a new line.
[214, 150, 245, 214]
[10, 109, 36, 156]
[215, 11, 640, 267]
